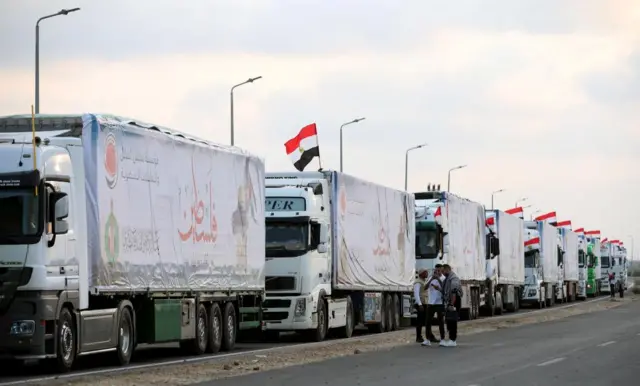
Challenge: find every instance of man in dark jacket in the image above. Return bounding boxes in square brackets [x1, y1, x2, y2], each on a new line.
[441, 264, 462, 347]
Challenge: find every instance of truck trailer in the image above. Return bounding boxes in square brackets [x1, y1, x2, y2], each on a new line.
[485, 210, 525, 315]
[414, 190, 486, 320]
[522, 221, 558, 308]
[262, 171, 415, 341]
[559, 227, 579, 302]
[0, 114, 265, 371]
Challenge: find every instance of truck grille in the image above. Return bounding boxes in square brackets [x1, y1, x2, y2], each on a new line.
[265, 276, 296, 291]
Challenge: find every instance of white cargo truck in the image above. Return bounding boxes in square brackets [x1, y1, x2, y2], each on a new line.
[262, 171, 414, 342]
[600, 241, 612, 294]
[484, 210, 525, 315]
[415, 191, 486, 320]
[560, 228, 579, 302]
[575, 228, 588, 300]
[522, 221, 558, 308]
[0, 114, 265, 372]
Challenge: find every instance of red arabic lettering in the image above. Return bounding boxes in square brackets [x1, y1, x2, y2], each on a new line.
[373, 227, 390, 256]
[178, 159, 218, 243]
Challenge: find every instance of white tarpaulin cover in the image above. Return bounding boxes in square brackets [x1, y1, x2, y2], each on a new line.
[496, 211, 525, 284]
[332, 172, 415, 290]
[562, 229, 579, 281]
[438, 193, 485, 281]
[82, 114, 265, 292]
[539, 222, 559, 282]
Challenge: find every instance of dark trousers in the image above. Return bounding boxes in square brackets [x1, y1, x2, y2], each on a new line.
[619, 283, 624, 298]
[415, 305, 427, 339]
[610, 284, 615, 297]
[426, 304, 445, 340]
[446, 315, 458, 341]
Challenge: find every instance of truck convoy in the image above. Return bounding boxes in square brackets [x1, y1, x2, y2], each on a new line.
[262, 171, 415, 341]
[485, 209, 525, 314]
[0, 114, 265, 371]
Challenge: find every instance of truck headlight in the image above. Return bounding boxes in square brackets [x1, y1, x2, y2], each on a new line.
[294, 299, 306, 316]
[10, 320, 35, 336]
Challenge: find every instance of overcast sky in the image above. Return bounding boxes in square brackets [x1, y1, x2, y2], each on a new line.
[1, 0, 639, 255]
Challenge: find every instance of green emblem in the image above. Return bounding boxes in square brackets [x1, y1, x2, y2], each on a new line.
[104, 199, 120, 264]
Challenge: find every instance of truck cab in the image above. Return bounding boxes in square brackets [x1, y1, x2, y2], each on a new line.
[262, 172, 332, 338]
[600, 242, 611, 294]
[556, 229, 566, 302]
[414, 191, 444, 273]
[585, 238, 602, 297]
[577, 233, 588, 299]
[522, 222, 545, 307]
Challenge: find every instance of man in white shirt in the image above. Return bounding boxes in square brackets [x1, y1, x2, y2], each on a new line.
[413, 268, 429, 343]
[423, 264, 446, 346]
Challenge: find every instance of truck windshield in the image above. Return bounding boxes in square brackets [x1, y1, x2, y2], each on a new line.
[578, 250, 585, 267]
[0, 189, 39, 241]
[266, 221, 308, 258]
[524, 250, 537, 268]
[415, 229, 437, 259]
[600, 256, 610, 268]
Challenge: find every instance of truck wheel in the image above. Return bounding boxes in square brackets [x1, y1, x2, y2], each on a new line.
[384, 294, 393, 332]
[207, 303, 223, 353]
[307, 299, 328, 341]
[115, 307, 134, 365]
[391, 294, 400, 331]
[336, 296, 354, 338]
[186, 303, 208, 355]
[54, 307, 76, 372]
[221, 302, 237, 352]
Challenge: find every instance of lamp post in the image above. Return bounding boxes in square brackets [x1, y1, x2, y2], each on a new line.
[530, 209, 541, 220]
[515, 197, 528, 207]
[339, 117, 366, 172]
[491, 188, 505, 210]
[447, 164, 467, 192]
[230, 76, 262, 146]
[35, 7, 81, 114]
[628, 235, 635, 261]
[404, 143, 427, 191]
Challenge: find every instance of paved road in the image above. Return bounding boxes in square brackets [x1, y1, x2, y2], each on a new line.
[199, 299, 640, 386]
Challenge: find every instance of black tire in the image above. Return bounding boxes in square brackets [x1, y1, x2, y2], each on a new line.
[336, 296, 354, 338]
[391, 294, 400, 331]
[115, 307, 134, 366]
[207, 303, 223, 353]
[221, 302, 237, 352]
[262, 330, 280, 342]
[54, 307, 76, 372]
[185, 303, 208, 355]
[384, 294, 393, 332]
[307, 298, 328, 341]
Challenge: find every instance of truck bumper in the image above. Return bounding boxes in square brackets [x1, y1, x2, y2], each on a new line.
[0, 291, 58, 360]
[577, 280, 587, 297]
[521, 285, 540, 303]
[262, 295, 315, 331]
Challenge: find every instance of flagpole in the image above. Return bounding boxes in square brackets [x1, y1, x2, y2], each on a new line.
[315, 124, 323, 171]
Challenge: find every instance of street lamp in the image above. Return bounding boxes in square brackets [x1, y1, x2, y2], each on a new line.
[515, 197, 528, 207]
[339, 117, 366, 172]
[447, 164, 467, 192]
[404, 143, 428, 191]
[530, 209, 541, 220]
[35, 7, 81, 114]
[230, 76, 262, 146]
[491, 188, 505, 210]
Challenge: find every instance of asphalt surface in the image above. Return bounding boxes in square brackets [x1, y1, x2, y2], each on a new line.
[197, 298, 640, 386]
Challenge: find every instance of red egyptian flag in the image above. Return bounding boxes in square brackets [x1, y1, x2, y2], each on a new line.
[284, 123, 320, 171]
[556, 220, 572, 230]
[505, 207, 524, 219]
[534, 211, 557, 224]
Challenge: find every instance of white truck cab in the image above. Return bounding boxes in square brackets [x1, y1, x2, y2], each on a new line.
[555, 230, 567, 302]
[576, 229, 588, 299]
[600, 242, 612, 293]
[522, 224, 545, 307]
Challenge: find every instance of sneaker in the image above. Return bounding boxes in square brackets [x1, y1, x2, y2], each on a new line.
[416, 337, 424, 343]
[421, 340, 431, 346]
[448, 340, 457, 347]
[439, 340, 449, 347]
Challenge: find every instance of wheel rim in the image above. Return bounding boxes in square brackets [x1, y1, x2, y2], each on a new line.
[60, 321, 73, 361]
[227, 314, 235, 341]
[198, 312, 207, 349]
[119, 317, 131, 355]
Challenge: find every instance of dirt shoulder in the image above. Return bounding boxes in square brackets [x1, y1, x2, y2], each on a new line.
[44, 295, 636, 386]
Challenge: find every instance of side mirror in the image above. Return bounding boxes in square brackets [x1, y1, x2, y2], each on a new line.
[50, 191, 69, 235]
[317, 244, 328, 254]
[319, 223, 328, 244]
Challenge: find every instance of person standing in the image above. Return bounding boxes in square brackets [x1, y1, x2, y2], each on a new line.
[609, 272, 616, 298]
[441, 264, 462, 347]
[423, 264, 445, 346]
[413, 268, 429, 343]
